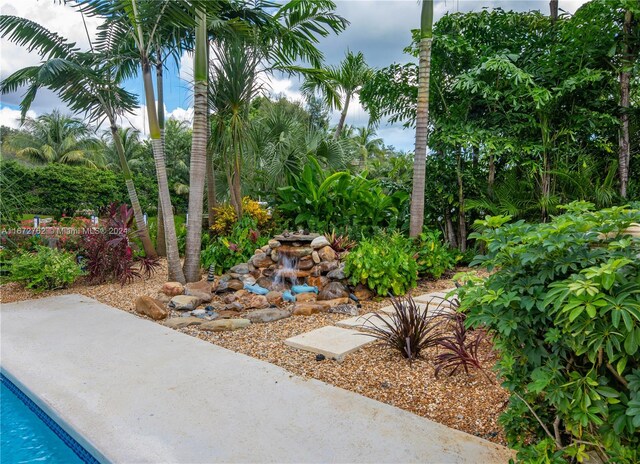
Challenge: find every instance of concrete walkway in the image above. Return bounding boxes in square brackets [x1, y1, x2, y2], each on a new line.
[1, 294, 512, 463]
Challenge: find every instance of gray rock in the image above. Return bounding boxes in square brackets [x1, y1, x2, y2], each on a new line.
[317, 282, 349, 301]
[327, 264, 346, 280]
[191, 309, 207, 317]
[240, 275, 257, 285]
[245, 308, 291, 324]
[230, 263, 250, 275]
[163, 317, 204, 329]
[310, 235, 330, 249]
[169, 295, 202, 311]
[199, 319, 251, 332]
[329, 304, 360, 316]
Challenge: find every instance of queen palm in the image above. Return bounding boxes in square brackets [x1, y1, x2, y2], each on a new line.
[351, 126, 384, 170]
[9, 110, 103, 168]
[409, 0, 433, 237]
[0, 14, 157, 257]
[301, 50, 373, 140]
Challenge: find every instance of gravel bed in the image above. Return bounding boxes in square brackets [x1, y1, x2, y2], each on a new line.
[0, 262, 508, 445]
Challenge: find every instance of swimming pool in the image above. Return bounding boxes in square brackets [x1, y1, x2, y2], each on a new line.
[1, 375, 98, 463]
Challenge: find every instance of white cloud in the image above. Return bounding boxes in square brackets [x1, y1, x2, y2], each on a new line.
[0, 106, 36, 129]
[261, 73, 305, 103]
[116, 104, 194, 137]
[167, 106, 193, 124]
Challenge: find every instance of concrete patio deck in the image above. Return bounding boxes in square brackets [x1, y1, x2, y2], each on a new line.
[1, 294, 513, 463]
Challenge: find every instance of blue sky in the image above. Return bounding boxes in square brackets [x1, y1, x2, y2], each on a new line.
[0, 0, 588, 150]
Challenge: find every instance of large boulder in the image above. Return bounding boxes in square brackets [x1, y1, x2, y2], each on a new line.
[327, 264, 346, 280]
[266, 291, 284, 306]
[162, 281, 184, 297]
[169, 295, 202, 311]
[317, 282, 349, 301]
[245, 308, 291, 324]
[163, 317, 204, 329]
[317, 245, 337, 262]
[310, 235, 330, 249]
[296, 292, 317, 303]
[184, 280, 212, 303]
[229, 263, 250, 275]
[251, 253, 274, 268]
[199, 319, 251, 332]
[134, 296, 168, 320]
[276, 245, 313, 258]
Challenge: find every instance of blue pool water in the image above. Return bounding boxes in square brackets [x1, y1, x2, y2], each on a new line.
[1, 381, 84, 464]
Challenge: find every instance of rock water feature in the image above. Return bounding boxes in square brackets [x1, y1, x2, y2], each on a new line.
[135, 231, 369, 332]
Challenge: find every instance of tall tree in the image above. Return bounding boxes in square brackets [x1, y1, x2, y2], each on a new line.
[183, 6, 208, 282]
[301, 51, 372, 139]
[0, 14, 157, 257]
[409, 0, 433, 237]
[619, 7, 634, 198]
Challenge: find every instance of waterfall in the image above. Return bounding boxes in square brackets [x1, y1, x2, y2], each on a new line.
[272, 253, 299, 289]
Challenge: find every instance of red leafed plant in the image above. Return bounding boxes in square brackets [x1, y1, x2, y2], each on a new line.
[324, 229, 356, 258]
[434, 311, 491, 381]
[81, 203, 159, 285]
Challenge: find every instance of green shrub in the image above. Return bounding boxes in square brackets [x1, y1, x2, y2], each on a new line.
[9, 246, 83, 291]
[277, 156, 408, 235]
[201, 216, 268, 275]
[461, 202, 640, 462]
[414, 228, 459, 279]
[344, 232, 417, 296]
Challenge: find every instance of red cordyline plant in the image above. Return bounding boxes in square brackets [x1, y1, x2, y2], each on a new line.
[324, 229, 356, 258]
[81, 203, 159, 285]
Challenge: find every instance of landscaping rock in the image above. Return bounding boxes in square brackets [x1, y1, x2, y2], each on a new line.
[261, 265, 276, 278]
[318, 282, 349, 301]
[317, 297, 350, 309]
[270, 249, 279, 262]
[307, 276, 330, 291]
[134, 296, 168, 320]
[310, 235, 330, 249]
[162, 281, 184, 297]
[245, 308, 291, 324]
[184, 289, 212, 303]
[354, 284, 374, 301]
[223, 290, 246, 304]
[311, 250, 321, 264]
[199, 319, 251, 332]
[296, 293, 317, 303]
[255, 276, 272, 290]
[293, 303, 326, 316]
[223, 301, 245, 312]
[327, 264, 346, 280]
[216, 310, 241, 319]
[155, 292, 171, 304]
[240, 275, 257, 285]
[229, 263, 250, 275]
[329, 304, 360, 316]
[191, 309, 207, 318]
[185, 279, 212, 295]
[276, 245, 313, 258]
[316, 260, 339, 274]
[268, 239, 281, 248]
[243, 294, 269, 310]
[251, 253, 274, 268]
[318, 245, 337, 262]
[266, 291, 284, 306]
[163, 317, 204, 329]
[169, 295, 202, 311]
[298, 256, 315, 270]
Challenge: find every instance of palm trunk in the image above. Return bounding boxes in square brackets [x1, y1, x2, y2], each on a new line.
[334, 92, 351, 140]
[549, 0, 558, 23]
[619, 9, 632, 198]
[488, 152, 496, 195]
[142, 58, 185, 283]
[109, 121, 157, 258]
[206, 143, 217, 229]
[444, 208, 458, 248]
[156, 192, 166, 256]
[409, 36, 432, 237]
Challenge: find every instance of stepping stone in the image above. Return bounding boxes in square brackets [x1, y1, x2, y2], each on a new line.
[336, 313, 395, 331]
[379, 303, 453, 317]
[284, 326, 375, 361]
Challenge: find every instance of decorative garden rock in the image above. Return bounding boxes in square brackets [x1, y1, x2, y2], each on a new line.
[251, 253, 274, 268]
[256, 277, 273, 290]
[307, 276, 329, 291]
[162, 281, 184, 297]
[292, 303, 326, 316]
[310, 235, 330, 249]
[134, 296, 168, 320]
[268, 239, 281, 249]
[326, 264, 346, 280]
[184, 288, 212, 303]
[245, 308, 291, 324]
[155, 292, 171, 304]
[169, 295, 202, 311]
[316, 260, 339, 274]
[266, 291, 284, 306]
[354, 284, 374, 301]
[199, 319, 251, 332]
[163, 317, 204, 329]
[298, 256, 315, 270]
[185, 279, 212, 295]
[328, 304, 360, 316]
[296, 292, 317, 303]
[243, 294, 269, 310]
[223, 301, 244, 312]
[230, 263, 250, 275]
[311, 251, 321, 264]
[317, 245, 337, 262]
[317, 282, 349, 300]
[276, 245, 313, 258]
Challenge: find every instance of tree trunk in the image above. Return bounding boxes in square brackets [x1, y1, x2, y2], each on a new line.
[445, 209, 458, 248]
[142, 58, 185, 283]
[409, 35, 433, 237]
[549, 0, 558, 23]
[206, 147, 217, 229]
[109, 122, 157, 258]
[488, 152, 495, 196]
[619, 9, 632, 199]
[334, 92, 351, 140]
[156, 192, 166, 256]
[456, 150, 467, 252]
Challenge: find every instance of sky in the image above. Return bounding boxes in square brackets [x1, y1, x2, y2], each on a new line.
[0, 0, 589, 150]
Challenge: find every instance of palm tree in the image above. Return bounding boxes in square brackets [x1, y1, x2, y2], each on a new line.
[351, 126, 384, 170]
[301, 50, 372, 139]
[183, 6, 208, 282]
[102, 127, 145, 171]
[8, 111, 102, 168]
[0, 14, 157, 257]
[409, 0, 433, 237]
